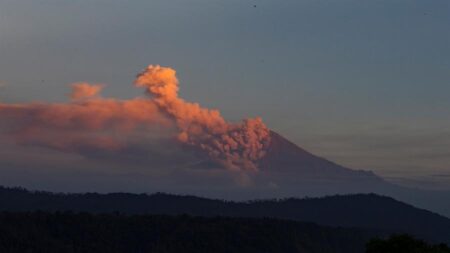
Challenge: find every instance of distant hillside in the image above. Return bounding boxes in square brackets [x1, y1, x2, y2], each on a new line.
[0, 212, 381, 253]
[0, 186, 449, 244]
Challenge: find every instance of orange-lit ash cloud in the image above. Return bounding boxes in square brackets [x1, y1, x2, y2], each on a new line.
[0, 65, 271, 171]
[0, 98, 168, 153]
[136, 65, 271, 171]
[70, 82, 103, 100]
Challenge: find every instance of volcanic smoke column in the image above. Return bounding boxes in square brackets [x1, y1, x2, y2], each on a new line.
[135, 65, 271, 171]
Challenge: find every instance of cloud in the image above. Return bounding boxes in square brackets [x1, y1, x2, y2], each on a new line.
[432, 174, 450, 178]
[0, 91, 170, 156]
[69, 82, 103, 100]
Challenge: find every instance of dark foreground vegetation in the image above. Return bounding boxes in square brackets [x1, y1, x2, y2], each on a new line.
[0, 212, 379, 253]
[367, 234, 450, 253]
[1, 186, 449, 243]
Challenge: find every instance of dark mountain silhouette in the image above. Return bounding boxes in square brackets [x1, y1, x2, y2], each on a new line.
[258, 131, 385, 193]
[261, 131, 393, 184]
[261, 132, 377, 177]
[0, 186, 449, 244]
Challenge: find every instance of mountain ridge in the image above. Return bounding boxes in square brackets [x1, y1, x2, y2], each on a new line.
[0, 186, 448, 244]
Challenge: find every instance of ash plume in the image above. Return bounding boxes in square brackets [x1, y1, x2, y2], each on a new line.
[135, 65, 271, 171]
[0, 65, 271, 171]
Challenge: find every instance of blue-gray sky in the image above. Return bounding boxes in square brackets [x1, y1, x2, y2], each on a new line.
[0, 0, 449, 190]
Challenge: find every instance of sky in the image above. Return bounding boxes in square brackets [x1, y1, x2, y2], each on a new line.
[0, 0, 449, 191]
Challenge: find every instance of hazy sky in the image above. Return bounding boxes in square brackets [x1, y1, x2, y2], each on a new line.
[0, 0, 449, 190]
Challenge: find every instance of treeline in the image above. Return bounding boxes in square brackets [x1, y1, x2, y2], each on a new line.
[0, 211, 449, 252]
[0, 211, 378, 253]
[1, 186, 449, 244]
[367, 234, 450, 253]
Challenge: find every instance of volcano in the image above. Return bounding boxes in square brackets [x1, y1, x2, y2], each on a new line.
[261, 131, 379, 178]
[253, 131, 386, 193]
[236, 131, 450, 218]
[0, 65, 448, 217]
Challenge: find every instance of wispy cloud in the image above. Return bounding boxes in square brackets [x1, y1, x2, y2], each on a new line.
[432, 174, 450, 178]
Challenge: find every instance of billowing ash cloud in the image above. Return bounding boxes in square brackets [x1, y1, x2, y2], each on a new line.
[70, 82, 103, 100]
[0, 65, 271, 171]
[0, 95, 169, 153]
[135, 65, 271, 171]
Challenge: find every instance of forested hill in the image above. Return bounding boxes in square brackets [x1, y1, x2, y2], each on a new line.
[1, 186, 449, 243]
[0, 212, 381, 253]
